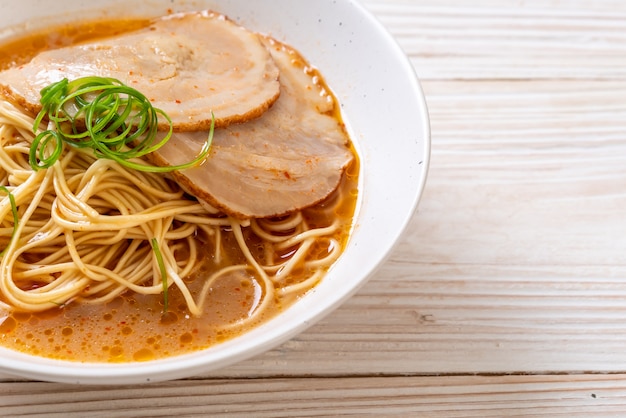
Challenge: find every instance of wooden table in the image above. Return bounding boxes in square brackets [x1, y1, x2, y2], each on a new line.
[3, 0, 626, 415]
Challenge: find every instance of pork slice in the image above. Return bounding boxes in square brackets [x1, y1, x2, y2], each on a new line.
[151, 38, 354, 219]
[0, 11, 280, 131]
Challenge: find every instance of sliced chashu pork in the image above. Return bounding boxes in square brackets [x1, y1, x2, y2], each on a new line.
[151, 38, 354, 219]
[0, 11, 280, 131]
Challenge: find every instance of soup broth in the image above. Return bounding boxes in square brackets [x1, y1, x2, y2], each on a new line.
[0, 164, 357, 362]
[0, 16, 359, 362]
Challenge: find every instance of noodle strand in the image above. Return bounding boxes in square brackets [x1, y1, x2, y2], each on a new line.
[0, 100, 346, 333]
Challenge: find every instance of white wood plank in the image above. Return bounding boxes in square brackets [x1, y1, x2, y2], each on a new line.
[2, 375, 626, 417]
[413, 80, 626, 269]
[362, 0, 626, 80]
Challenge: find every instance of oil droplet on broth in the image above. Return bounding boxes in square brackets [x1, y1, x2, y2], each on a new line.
[109, 345, 124, 360]
[160, 312, 178, 325]
[133, 348, 154, 361]
[0, 316, 16, 333]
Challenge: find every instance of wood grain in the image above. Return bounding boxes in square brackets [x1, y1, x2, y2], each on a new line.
[3, 0, 626, 415]
[367, 0, 626, 80]
[1, 375, 625, 417]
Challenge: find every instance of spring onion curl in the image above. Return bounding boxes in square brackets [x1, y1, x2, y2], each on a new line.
[30, 76, 214, 172]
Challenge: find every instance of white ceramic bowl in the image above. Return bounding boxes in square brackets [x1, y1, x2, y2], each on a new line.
[0, 0, 430, 384]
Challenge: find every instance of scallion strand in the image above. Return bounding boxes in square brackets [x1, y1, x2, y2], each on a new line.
[30, 76, 213, 172]
[29, 130, 63, 170]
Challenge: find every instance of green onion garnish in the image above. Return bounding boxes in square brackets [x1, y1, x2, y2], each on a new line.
[0, 186, 18, 256]
[150, 238, 169, 313]
[30, 76, 213, 172]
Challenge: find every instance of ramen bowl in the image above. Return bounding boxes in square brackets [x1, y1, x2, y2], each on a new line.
[0, 0, 430, 384]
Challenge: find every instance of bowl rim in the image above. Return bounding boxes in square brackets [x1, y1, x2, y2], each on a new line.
[0, 0, 431, 384]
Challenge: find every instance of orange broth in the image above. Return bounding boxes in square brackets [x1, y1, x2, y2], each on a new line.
[0, 18, 359, 362]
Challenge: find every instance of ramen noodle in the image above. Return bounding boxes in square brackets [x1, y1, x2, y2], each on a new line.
[0, 12, 358, 362]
